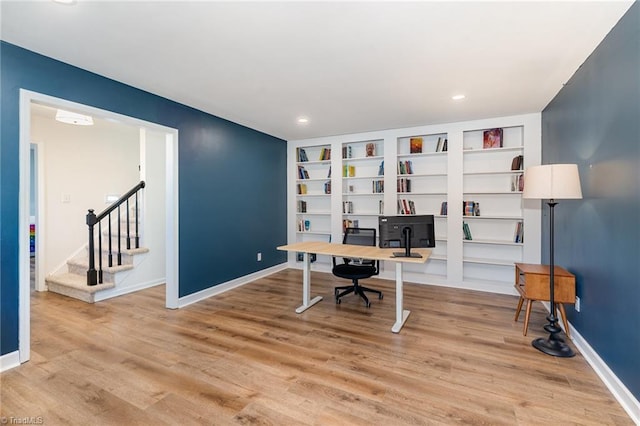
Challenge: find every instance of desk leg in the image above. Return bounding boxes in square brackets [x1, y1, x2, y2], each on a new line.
[295, 252, 323, 314]
[391, 262, 411, 333]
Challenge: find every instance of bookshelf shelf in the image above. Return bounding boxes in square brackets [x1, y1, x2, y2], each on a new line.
[463, 239, 523, 246]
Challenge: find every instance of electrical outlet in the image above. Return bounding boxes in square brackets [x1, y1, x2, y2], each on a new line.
[257, 252, 262, 262]
[575, 296, 581, 312]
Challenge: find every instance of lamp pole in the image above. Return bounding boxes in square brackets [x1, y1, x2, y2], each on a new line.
[532, 199, 575, 357]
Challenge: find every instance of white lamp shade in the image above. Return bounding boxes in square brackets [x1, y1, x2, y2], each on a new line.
[523, 164, 582, 200]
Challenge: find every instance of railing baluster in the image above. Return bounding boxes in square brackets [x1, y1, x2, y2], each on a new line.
[117, 205, 122, 265]
[126, 199, 131, 250]
[108, 212, 113, 267]
[98, 221, 103, 284]
[135, 192, 140, 249]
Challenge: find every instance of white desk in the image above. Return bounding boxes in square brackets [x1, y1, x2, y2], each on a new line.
[277, 241, 431, 333]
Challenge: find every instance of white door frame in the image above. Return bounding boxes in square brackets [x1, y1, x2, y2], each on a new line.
[18, 89, 180, 363]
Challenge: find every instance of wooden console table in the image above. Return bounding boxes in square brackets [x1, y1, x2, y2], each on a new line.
[514, 262, 576, 337]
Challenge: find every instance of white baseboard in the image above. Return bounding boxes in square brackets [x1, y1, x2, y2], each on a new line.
[569, 324, 640, 424]
[93, 278, 165, 302]
[0, 350, 21, 372]
[178, 263, 288, 308]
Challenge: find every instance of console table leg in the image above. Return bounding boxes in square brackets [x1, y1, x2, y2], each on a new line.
[391, 263, 410, 333]
[296, 252, 322, 313]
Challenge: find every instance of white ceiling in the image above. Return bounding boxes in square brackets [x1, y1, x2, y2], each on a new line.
[1, 1, 634, 141]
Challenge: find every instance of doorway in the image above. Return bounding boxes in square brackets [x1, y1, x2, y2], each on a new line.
[18, 90, 180, 364]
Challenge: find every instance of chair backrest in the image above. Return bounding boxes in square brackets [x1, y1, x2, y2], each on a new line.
[334, 228, 379, 273]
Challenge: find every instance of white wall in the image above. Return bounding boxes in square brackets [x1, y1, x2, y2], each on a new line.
[31, 112, 140, 276]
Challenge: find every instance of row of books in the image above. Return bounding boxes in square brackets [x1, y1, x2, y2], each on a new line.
[297, 200, 307, 213]
[297, 219, 311, 232]
[511, 173, 524, 192]
[435, 137, 448, 152]
[342, 201, 353, 214]
[343, 165, 356, 177]
[463, 200, 481, 216]
[297, 182, 331, 194]
[398, 199, 416, 215]
[297, 147, 332, 162]
[372, 179, 384, 193]
[514, 221, 524, 243]
[398, 178, 411, 193]
[297, 165, 310, 179]
[398, 160, 414, 175]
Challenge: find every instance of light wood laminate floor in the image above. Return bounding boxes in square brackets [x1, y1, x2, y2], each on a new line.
[1, 269, 632, 425]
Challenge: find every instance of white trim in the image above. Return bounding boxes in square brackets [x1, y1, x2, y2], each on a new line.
[93, 279, 165, 302]
[569, 324, 640, 424]
[17, 89, 180, 364]
[178, 263, 288, 308]
[0, 351, 21, 372]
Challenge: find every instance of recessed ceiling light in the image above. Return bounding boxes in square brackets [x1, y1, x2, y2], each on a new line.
[297, 117, 309, 124]
[52, 0, 77, 4]
[452, 94, 466, 101]
[55, 109, 94, 126]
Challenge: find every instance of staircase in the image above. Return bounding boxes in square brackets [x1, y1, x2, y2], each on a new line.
[46, 180, 149, 303]
[46, 243, 149, 303]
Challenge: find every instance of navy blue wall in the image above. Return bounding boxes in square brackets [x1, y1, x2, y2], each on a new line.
[541, 4, 639, 399]
[0, 42, 288, 355]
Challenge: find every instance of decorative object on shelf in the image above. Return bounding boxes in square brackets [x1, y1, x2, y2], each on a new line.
[366, 142, 376, 157]
[324, 180, 331, 194]
[483, 128, 503, 149]
[410, 137, 423, 153]
[378, 161, 384, 176]
[511, 154, 524, 170]
[523, 163, 582, 357]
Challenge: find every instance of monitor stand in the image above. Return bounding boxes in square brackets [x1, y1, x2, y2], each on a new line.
[392, 227, 422, 258]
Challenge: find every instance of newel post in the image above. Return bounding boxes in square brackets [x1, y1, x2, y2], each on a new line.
[87, 209, 98, 286]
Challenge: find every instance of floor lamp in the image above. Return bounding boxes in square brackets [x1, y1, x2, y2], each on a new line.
[523, 164, 582, 357]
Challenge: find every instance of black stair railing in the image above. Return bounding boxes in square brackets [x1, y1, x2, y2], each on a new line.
[86, 181, 145, 286]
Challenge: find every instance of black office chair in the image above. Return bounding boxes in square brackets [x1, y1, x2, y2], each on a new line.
[333, 228, 383, 308]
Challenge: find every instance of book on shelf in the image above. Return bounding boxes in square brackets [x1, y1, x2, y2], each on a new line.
[442, 138, 448, 152]
[483, 128, 503, 149]
[366, 143, 376, 157]
[319, 147, 331, 160]
[297, 148, 308, 162]
[297, 200, 307, 213]
[372, 179, 384, 193]
[378, 161, 384, 176]
[440, 201, 448, 216]
[410, 137, 423, 154]
[324, 180, 331, 194]
[379, 200, 384, 214]
[297, 183, 307, 195]
[343, 165, 356, 177]
[463, 200, 480, 216]
[342, 145, 352, 159]
[297, 165, 310, 179]
[327, 166, 331, 178]
[511, 174, 524, 192]
[342, 201, 353, 214]
[435, 137, 449, 152]
[511, 155, 524, 170]
[463, 222, 473, 240]
[514, 221, 524, 243]
[397, 178, 411, 193]
[397, 199, 416, 215]
[398, 160, 413, 175]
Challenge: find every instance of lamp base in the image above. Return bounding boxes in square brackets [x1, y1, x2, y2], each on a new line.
[532, 336, 575, 358]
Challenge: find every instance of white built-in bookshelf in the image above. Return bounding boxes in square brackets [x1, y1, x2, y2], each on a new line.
[287, 113, 541, 295]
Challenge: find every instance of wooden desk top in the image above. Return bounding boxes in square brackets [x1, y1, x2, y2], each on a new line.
[515, 262, 574, 277]
[278, 241, 431, 264]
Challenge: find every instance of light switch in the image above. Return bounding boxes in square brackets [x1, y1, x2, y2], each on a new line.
[62, 193, 71, 203]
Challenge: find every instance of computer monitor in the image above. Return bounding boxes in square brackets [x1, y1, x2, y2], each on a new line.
[378, 215, 435, 258]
